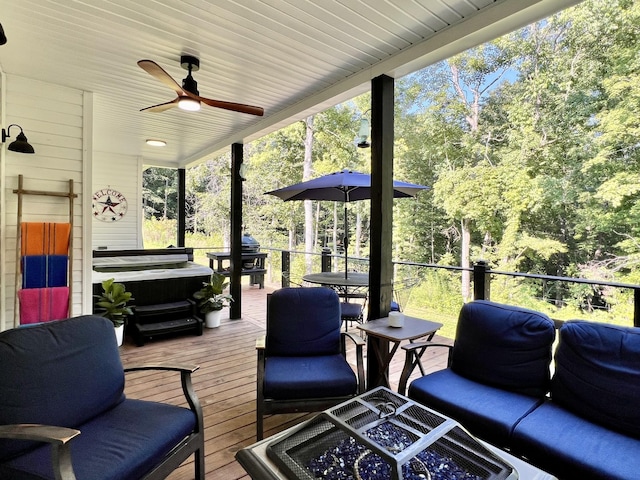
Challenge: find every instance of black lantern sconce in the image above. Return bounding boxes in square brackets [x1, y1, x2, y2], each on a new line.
[2, 124, 35, 154]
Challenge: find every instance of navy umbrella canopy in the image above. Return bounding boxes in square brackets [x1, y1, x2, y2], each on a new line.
[265, 168, 428, 202]
[266, 169, 429, 277]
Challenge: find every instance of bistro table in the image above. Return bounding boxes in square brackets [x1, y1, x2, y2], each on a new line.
[302, 271, 368, 287]
[357, 315, 442, 390]
[302, 271, 368, 298]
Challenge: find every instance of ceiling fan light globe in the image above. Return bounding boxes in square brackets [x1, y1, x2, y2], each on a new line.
[178, 97, 201, 111]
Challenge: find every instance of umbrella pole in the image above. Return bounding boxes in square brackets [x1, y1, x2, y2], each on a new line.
[344, 203, 348, 279]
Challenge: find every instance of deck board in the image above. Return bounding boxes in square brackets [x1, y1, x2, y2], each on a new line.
[119, 285, 452, 479]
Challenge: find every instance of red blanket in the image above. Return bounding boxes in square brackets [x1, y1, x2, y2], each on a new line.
[18, 287, 70, 324]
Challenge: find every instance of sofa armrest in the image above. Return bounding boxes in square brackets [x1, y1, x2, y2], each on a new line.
[124, 363, 203, 433]
[342, 332, 366, 393]
[0, 424, 80, 480]
[398, 342, 454, 395]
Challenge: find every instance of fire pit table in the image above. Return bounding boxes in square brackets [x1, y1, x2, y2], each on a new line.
[236, 387, 557, 480]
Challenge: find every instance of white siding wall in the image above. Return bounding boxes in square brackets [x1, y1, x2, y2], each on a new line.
[1, 74, 144, 331]
[92, 151, 143, 250]
[1, 74, 87, 330]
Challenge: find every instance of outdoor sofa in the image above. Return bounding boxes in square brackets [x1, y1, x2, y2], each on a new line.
[0, 315, 204, 480]
[404, 300, 640, 480]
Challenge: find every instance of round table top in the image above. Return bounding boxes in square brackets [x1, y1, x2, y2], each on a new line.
[302, 272, 368, 287]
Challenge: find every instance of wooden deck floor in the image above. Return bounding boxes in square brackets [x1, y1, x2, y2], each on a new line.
[119, 285, 452, 480]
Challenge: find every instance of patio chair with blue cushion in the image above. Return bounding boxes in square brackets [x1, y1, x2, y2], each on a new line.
[340, 288, 368, 330]
[0, 315, 204, 480]
[256, 287, 365, 440]
[403, 300, 556, 448]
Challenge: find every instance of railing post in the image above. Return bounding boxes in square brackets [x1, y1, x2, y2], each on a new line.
[321, 248, 332, 272]
[281, 251, 290, 288]
[634, 288, 640, 327]
[473, 260, 490, 300]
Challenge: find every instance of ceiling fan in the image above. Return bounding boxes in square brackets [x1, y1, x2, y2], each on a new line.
[137, 55, 264, 116]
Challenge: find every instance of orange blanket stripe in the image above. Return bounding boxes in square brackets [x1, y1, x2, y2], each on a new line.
[21, 222, 71, 256]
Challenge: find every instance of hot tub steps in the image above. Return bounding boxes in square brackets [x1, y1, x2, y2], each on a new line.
[131, 300, 203, 346]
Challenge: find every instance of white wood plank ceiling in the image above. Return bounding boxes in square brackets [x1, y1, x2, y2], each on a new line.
[0, 0, 581, 168]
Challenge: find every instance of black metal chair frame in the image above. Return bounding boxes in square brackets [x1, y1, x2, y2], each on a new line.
[0, 365, 204, 480]
[255, 293, 366, 440]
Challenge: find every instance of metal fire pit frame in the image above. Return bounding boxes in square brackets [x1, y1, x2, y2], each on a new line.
[265, 387, 517, 480]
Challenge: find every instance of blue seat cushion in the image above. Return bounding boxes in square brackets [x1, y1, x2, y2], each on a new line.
[2, 399, 196, 480]
[511, 400, 640, 480]
[552, 320, 640, 439]
[264, 354, 357, 400]
[451, 300, 555, 397]
[408, 369, 543, 448]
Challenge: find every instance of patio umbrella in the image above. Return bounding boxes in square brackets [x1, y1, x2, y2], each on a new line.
[265, 169, 428, 278]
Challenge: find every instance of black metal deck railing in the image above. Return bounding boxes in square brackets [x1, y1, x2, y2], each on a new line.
[191, 246, 640, 327]
[263, 247, 640, 328]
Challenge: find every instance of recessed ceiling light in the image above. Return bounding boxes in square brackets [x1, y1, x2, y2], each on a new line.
[146, 139, 166, 147]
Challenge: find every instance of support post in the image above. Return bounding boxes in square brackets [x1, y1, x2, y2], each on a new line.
[473, 260, 490, 300]
[177, 168, 186, 247]
[321, 248, 332, 272]
[367, 74, 395, 388]
[281, 251, 290, 287]
[230, 143, 243, 319]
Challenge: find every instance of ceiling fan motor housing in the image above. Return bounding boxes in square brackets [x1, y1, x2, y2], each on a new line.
[180, 55, 200, 71]
[180, 55, 200, 95]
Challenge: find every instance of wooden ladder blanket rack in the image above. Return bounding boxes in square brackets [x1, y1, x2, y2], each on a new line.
[13, 174, 78, 327]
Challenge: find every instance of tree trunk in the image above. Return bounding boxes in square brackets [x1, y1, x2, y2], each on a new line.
[355, 211, 362, 257]
[333, 203, 338, 253]
[314, 203, 320, 251]
[461, 218, 471, 301]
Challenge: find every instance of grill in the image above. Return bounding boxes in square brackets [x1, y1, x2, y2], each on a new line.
[266, 387, 516, 480]
[242, 233, 260, 268]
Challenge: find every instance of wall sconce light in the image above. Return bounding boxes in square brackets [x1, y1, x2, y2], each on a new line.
[356, 117, 370, 148]
[2, 124, 35, 154]
[0, 22, 7, 45]
[239, 163, 248, 181]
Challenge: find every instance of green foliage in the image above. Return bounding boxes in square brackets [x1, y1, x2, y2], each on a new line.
[139, 0, 640, 327]
[193, 273, 234, 314]
[143, 167, 178, 219]
[94, 279, 133, 327]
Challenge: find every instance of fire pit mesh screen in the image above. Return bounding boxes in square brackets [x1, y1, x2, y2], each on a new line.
[266, 387, 517, 480]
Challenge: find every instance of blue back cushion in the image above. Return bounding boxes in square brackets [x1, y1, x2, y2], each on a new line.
[451, 300, 555, 397]
[266, 287, 341, 356]
[552, 320, 640, 438]
[0, 316, 125, 461]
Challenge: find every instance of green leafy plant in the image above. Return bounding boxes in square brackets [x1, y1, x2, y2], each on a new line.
[193, 272, 234, 314]
[94, 278, 134, 328]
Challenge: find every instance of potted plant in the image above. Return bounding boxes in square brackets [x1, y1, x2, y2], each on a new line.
[193, 272, 233, 328]
[94, 278, 134, 346]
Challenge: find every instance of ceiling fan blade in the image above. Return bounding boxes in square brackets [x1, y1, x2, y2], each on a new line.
[137, 60, 185, 96]
[140, 97, 180, 112]
[196, 94, 264, 116]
